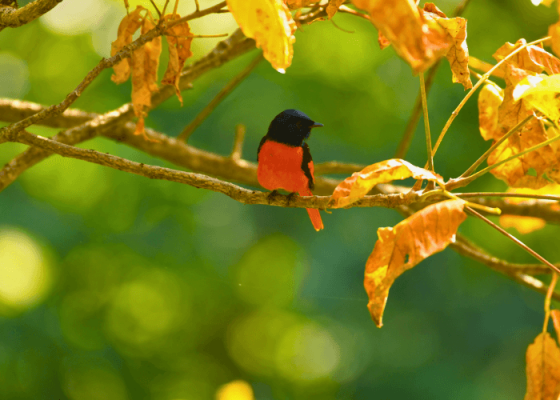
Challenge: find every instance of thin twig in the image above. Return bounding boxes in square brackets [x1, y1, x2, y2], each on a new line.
[194, 0, 200, 12]
[544, 273, 558, 333]
[149, 0, 161, 18]
[230, 124, 245, 161]
[177, 52, 264, 142]
[465, 206, 560, 275]
[432, 37, 551, 157]
[460, 114, 534, 178]
[419, 72, 434, 171]
[457, 192, 560, 202]
[393, 0, 472, 159]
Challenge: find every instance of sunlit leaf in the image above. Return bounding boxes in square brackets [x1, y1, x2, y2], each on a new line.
[500, 215, 546, 234]
[365, 200, 466, 327]
[326, 0, 345, 18]
[494, 39, 560, 76]
[551, 310, 560, 339]
[513, 74, 560, 122]
[110, 6, 145, 84]
[227, 0, 296, 72]
[285, 0, 315, 9]
[161, 14, 193, 105]
[479, 83, 504, 141]
[329, 159, 444, 208]
[549, 22, 560, 58]
[351, 0, 451, 73]
[423, 3, 472, 89]
[525, 332, 560, 400]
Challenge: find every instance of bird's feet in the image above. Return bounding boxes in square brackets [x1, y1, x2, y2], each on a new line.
[267, 190, 280, 204]
[286, 192, 298, 206]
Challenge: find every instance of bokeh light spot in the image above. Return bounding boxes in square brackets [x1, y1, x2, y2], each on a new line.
[0, 53, 29, 98]
[216, 380, 255, 400]
[0, 228, 51, 313]
[41, 0, 111, 35]
[275, 323, 340, 382]
[63, 363, 127, 400]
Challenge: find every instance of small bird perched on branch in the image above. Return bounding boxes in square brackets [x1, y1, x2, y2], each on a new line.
[257, 109, 324, 231]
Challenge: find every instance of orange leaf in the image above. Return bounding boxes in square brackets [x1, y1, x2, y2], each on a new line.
[131, 16, 162, 136]
[525, 332, 560, 400]
[330, 159, 443, 208]
[161, 14, 193, 105]
[285, 0, 315, 9]
[549, 22, 560, 58]
[351, 0, 451, 73]
[378, 30, 390, 50]
[365, 200, 466, 327]
[493, 39, 560, 76]
[423, 3, 472, 90]
[111, 6, 145, 84]
[227, 0, 296, 72]
[326, 0, 345, 18]
[478, 84, 504, 141]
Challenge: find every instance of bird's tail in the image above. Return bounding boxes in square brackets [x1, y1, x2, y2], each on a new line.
[300, 189, 324, 231]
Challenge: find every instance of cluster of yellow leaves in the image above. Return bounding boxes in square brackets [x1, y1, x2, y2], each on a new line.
[329, 160, 466, 326]
[111, 6, 193, 135]
[478, 40, 560, 189]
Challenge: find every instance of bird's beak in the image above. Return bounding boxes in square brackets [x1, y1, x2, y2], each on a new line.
[311, 122, 324, 128]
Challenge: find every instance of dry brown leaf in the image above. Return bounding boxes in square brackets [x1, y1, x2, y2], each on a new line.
[228, 0, 296, 72]
[525, 332, 560, 400]
[161, 14, 193, 105]
[423, 3, 472, 90]
[494, 39, 560, 76]
[131, 16, 162, 136]
[478, 84, 504, 141]
[365, 200, 466, 327]
[326, 0, 345, 18]
[111, 6, 145, 84]
[352, 0, 451, 73]
[330, 159, 444, 208]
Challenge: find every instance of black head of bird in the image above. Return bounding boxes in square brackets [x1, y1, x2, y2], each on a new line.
[266, 109, 323, 146]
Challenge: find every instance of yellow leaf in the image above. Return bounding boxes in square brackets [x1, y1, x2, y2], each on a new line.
[110, 6, 145, 84]
[525, 332, 560, 400]
[285, 0, 315, 9]
[227, 0, 296, 72]
[478, 83, 504, 141]
[216, 380, 255, 400]
[351, 0, 451, 73]
[365, 200, 467, 327]
[326, 0, 345, 18]
[161, 14, 193, 105]
[423, 3, 472, 89]
[494, 39, 560, 76]
[514, 74, 560, 122]
[329, 159, 444, 208]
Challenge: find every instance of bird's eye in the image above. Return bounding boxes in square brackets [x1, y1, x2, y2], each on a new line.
[296, 121, 302, 129]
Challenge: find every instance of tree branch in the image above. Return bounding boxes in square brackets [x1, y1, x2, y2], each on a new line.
[0, 0, 62, 29]
[9, 129, 420, 210]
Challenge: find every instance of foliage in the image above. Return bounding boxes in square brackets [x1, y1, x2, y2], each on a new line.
[1, 0, 560, 399]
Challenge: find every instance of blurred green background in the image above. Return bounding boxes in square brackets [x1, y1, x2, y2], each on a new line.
[1, 0, 559, 399]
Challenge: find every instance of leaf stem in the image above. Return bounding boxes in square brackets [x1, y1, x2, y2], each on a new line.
[177, 52, 264, 142]
[544, 273, 558, 333]
[420, 72, 434, 171]
[432, 36, 551, 157]
[456, 192, 560, 202]
[465, 206, 560, 275]
[460, 114, 534, 178]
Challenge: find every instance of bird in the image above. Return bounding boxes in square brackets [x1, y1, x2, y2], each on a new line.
[257, 109, 324, 231]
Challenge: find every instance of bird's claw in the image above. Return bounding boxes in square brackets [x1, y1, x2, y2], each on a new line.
[267, 190, 280, 204]
[286, 192, 298, 206]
